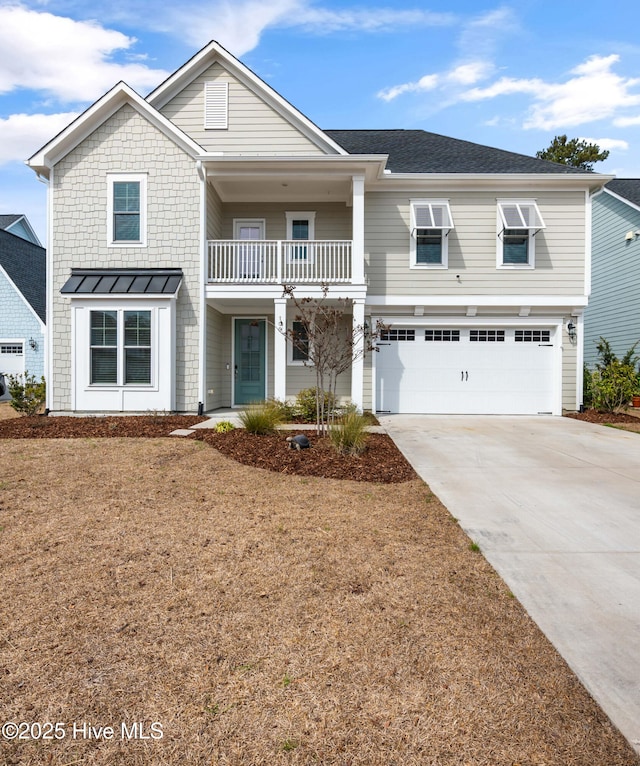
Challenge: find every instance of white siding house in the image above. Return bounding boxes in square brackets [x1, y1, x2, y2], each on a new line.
[28, 42, 610, 415]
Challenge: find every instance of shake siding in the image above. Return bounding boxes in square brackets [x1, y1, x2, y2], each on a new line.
[0, 269, 44, 379]
[365, 190, 586, 296]
[584, 193, 640, 368]
[51, 104, 201, 411]
[159, 63, 325, 156]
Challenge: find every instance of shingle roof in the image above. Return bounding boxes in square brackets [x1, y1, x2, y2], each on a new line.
[324, 129, 591, 175]
[0, 214, 23, 230]
[0, 229, 46, 323]
[605, 179, 640, 208]
[61, 268, 183, 296]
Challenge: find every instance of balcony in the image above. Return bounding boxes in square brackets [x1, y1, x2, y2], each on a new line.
[208, 240, 353, 284]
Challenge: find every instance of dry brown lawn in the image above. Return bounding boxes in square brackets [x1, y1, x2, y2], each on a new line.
[1, 437, 638, 766]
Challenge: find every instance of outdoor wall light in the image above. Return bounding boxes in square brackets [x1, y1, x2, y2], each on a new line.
[625, 230, 640, 241]
[567, 321, 577, 341]
[29, 337, 38, 351]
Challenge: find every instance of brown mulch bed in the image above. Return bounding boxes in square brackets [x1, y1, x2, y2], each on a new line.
[2, 438, 639, 766]
[0, 414, 203, 438]
[0, 415, 416, 484]
[566, 409, 640, 424]
[193, 429, 417, 483]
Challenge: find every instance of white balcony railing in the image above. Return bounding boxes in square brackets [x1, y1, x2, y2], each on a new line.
[208, 240, 353, 283]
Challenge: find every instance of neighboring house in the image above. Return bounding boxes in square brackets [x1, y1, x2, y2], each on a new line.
[0, 221, 46, 400]
[0, 214, 42, 246]
[27, 41, 609, 415]
[585, 179, 640, 370]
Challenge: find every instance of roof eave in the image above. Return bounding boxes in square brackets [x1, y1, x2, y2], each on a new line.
[27, 82, 204, 175]
[373, 172, 614, 191]
[147, 40, 348, 157]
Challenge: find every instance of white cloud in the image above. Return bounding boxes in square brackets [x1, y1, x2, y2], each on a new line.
[170, 0, 455, 54]
[0, 4, 169, 102]
[580, 137, 629, 152]
[461, 54, 640, 130]
[377, 74, 440, 103]
[0, 112, 79, 165]
[613, 115, 640, 127]
[376, 60, 493, 102]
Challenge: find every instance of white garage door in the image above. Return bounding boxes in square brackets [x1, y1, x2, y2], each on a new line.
[376, 327, 555, 415]
[0, 342, 25, 401]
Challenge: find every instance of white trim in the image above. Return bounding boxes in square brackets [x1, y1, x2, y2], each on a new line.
[585, 189, 593, 298]
[365, 294, 588, 308]
[351, 299, 365, 410]
[575, 313, 584, 411]
[601, 186, 640, 215]
[204, 81, 228, 129]
[46, 167, 54, 411]
[273, 299, 287, 400]
[409, 198, 452, 270]
[233, 218, 266, 239]
[198, 161, 207, 410]
[69, 298, 176, 412]
[231, 316, 268, 407]
[147, 41, 347, 157]
[28, 82, 204, 176]
[107, 173, 147, 247]
[351, 175, 365, 284]
[285, 211, 316, 240]
[496, 200, 543, 270]
[0, 262, 45, 329]
[372, 315, 564, 416]
[287, 318, 309, 366]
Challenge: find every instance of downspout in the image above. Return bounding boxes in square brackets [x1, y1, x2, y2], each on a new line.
[197, 160, 207, 414]
[36, 167, 53, 413]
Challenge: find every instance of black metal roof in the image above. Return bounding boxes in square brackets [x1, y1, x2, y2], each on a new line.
[61, 268, 183, 296]
[324, 129, 590, 175]
[0, 229, 46, 323]
[605, 179, 640, 208]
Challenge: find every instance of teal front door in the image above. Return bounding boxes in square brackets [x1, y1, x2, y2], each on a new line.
[234, 319, 266, 405]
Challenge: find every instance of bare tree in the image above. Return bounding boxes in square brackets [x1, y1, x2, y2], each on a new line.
[282, 284, 386, 434]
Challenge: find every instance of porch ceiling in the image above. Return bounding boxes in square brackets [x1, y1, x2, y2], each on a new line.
[208, 174, 352, 204]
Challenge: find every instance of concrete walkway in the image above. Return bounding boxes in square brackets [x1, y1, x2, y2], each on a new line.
[378, 414, 640, 754]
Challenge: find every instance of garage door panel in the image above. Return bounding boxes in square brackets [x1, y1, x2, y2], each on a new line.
[376, 327, 555, 415]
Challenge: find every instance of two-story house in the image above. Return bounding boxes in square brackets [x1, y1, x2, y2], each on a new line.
[0, 216, 46, 399]
[27, 41, 609, 416]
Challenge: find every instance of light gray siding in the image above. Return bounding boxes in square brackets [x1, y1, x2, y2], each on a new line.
[219, 202, 351, 240]
[365, 190, 587, 296]
[160, 63, 326, 156]
[584, 191, 640, 368]
[51, 104, 201, 411]
[206, 183, 223, 240]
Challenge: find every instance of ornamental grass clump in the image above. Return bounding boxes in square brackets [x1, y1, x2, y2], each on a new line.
[328, 408, 369, 455]
[239, 400, 284, 435]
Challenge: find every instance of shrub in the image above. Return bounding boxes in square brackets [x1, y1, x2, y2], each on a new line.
[586, 337, 640, 412]
[7, 373, 46, 416]
[328, 408, 369, 455]
[214, 420, 235, 433]
[238, 400, 284, 434]
[583, 365, 594, 409]
[590, 361, 637, 412]
[295, 387, 337, 423]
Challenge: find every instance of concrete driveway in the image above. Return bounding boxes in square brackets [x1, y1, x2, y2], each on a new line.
[379, 414, 640, 754]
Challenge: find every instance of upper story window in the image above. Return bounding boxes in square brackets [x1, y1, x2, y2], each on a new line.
[410, 200, 454, 269]
[497, 200, 545, 268]
[204, 81, 229, 129]
[107, 174, 147, 247]
[286, 211, 316, 262]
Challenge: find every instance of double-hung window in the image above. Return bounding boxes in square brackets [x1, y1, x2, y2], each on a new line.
[90, 309, 151, 386]
[289, 319, 310, 364]
[107, 174, 147, 246]
[410, 200, 454, 268]
[497, 200, 545, 268]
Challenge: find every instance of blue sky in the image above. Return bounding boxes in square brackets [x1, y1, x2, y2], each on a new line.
[2, 0, 640, 243]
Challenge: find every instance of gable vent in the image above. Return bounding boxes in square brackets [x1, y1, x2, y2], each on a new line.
[204, 81, 228, 130]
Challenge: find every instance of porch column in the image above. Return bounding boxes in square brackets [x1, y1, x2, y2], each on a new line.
[273, 298, 287, 401]
[351, 299, 365, 410]
[352, 175, 365, 284]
